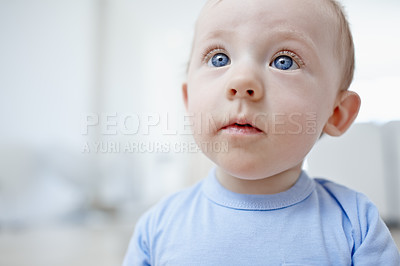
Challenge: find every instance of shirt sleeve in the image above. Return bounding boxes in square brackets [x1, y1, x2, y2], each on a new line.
[352, 193, 400, 265]
[122, 214, 151, 266]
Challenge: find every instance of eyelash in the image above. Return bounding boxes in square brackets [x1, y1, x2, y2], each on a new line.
[202, 45, 227, 64]
[271, 50, 305, 67]
[201, 46, 305, 67]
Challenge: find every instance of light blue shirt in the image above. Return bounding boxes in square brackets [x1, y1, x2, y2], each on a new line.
[123, 169, 400, 265]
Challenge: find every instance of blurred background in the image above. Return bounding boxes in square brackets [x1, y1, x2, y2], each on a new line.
[0, 0, 399, 265]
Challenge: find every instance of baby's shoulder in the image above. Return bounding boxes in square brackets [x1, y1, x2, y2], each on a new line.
[313, 177, 358, 198]
[313, 177, 371, 205]
[312, 177, 379, 227]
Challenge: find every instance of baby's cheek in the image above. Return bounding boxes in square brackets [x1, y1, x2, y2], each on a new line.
[268, 113, 308, 135]
[188, 114, 218, 150]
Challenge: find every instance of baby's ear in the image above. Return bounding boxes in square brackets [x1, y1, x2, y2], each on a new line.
[182, 82, 189, 111]
[323, 90, 361, 136]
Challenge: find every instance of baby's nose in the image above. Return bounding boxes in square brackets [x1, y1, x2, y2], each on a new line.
[225, 72, 264, 101]
[227, 87, 258, 99]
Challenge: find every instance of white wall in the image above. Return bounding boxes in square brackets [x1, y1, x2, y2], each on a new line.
[0, 0, 99, 226]
[0, 0, 97, 147]
[343, 0, 400, 123]
[306, 122, 400, 223]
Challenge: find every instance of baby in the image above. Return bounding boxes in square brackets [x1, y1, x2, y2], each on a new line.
[123, 0, 400, 264]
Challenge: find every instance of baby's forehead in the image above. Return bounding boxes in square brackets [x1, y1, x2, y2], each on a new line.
[196, 0, 339, 42]
[199, 0, 337, 25]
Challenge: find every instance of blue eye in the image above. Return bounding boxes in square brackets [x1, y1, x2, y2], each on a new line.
[208, 53, 230, 67]
[271, 55, 299, 70]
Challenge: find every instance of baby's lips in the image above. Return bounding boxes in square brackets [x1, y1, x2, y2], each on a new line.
[221, 116, 264, 133]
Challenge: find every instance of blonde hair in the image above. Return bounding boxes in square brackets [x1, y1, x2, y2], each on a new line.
[324, 0, 355, 91]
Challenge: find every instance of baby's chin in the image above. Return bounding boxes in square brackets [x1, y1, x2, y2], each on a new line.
[220, 166, 281, 181]
[214, 156, 284, 181]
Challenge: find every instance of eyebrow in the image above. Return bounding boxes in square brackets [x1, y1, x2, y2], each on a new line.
[199, 28, 234, 42]
[271, 28, 317, 50]
[199, 27, 316, 49]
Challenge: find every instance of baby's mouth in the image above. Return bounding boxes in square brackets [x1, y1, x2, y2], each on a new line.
[221, 123, 263, 135]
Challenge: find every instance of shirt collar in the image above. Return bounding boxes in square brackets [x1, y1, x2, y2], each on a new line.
[202, 168, 315, 211]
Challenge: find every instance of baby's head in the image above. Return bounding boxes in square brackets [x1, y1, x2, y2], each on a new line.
[182, 0, 361, 180]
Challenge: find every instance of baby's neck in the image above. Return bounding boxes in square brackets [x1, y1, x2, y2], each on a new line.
[216, 164, 302, 195]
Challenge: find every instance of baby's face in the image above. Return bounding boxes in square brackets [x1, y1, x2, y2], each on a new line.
[183, 0, 343, 179]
